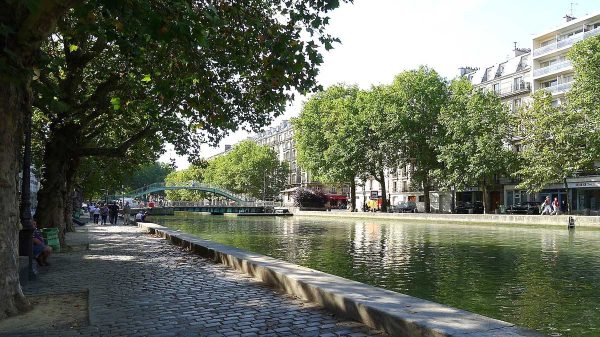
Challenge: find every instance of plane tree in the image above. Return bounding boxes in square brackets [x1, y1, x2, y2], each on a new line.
[386, 67, 448, 213]
[437, 78, 518, 213]
[293, 85, 363, 211]
[33, 0, 347, 240]
[514, 90, 593, 213]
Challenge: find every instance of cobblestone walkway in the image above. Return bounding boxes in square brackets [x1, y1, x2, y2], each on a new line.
[7, 225, 387, 337]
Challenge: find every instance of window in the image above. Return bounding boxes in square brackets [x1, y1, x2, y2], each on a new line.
[418, 195, 425, 202]
[493, 83, 500, 93]
[512, 98, 521, 113]
[513, 77, 523, 90]
[540, 39, 554, 47]
[542, 79, 558, 88]
[402, 181, 408, 192]
[393, 181, 397, 193]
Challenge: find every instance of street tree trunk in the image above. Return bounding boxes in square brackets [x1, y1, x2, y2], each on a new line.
[349, 179, 356, 212]
[0, 81, 32, 319]
[378, 169, 387, 213]
[35, 127, 79, 246]
[0, 0, 81, 319]
[482, 183, 490, 214]
[423, 174, 432, 213]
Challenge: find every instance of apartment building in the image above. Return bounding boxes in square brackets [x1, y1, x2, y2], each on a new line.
[531, 13, 600, 105]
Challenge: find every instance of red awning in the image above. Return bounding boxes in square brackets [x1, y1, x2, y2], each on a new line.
[326, 194, 347, 201]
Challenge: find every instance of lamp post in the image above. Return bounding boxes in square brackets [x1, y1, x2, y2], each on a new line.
[19, 101, 35, 281]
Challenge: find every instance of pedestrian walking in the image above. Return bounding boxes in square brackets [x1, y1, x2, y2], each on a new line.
[551, 197, 560, 215]
[123, 202, 131, 225]
[93, 205, 100, 224]
[100, 204, 109, 225]
[108, 202, 119, 225]
[88, 203, 95, 219]
[540, 196, 552, 215]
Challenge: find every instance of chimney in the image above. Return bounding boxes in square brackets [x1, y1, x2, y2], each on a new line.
[224, 144, 231, 151]
[513, 43, 531, 57]
[458, 66, 477, 77]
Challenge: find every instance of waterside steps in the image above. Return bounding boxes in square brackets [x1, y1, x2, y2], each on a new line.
[138, 222, 546, 337]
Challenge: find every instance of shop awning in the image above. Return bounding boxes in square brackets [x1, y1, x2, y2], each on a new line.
[327, 194, 347, 201]
[280, 187, 299, 194]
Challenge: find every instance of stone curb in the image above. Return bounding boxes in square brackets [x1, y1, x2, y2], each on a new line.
[296, 211, 600, 227]
[138, 222, 545, 337]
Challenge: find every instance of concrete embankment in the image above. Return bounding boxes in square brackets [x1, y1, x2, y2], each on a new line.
[139, 222, 545, 337]
[295, 210, 600, 227]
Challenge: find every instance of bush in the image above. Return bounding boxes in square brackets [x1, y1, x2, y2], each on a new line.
[293, 188, 327, 208]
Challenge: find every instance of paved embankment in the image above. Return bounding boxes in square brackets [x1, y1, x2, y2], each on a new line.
[140, 223, 546, 337]
[295, 210, 600, 227]
[7, 225, 387, 337]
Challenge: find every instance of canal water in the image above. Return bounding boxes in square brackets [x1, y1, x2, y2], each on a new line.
[152, 213, 600, 337]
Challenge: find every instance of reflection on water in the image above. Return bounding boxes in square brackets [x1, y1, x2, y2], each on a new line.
[153, 213, 600, 337]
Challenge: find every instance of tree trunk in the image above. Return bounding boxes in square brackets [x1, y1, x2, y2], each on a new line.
[423, 176, 431, 213]
[482, 183, 490, 214]
[450, 185, 456, 214]
[35, 127, 79, 246]
[378, 169, 387, 212]
[0, 80, 32, 319]
[350, 179, 356, 212]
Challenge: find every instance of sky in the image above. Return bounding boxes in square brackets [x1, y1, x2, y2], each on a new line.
[160, 0, 600, 169]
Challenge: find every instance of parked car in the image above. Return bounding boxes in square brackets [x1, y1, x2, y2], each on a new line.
[455, 201, 484, 214]
[391, 201, 418, 213]
[506, 202, 542, 215]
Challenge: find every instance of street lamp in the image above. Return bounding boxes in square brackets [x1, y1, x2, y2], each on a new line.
[19, 101, 35, 281]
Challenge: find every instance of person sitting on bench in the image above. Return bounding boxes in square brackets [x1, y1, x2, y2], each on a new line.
[32, 220, 52, 266]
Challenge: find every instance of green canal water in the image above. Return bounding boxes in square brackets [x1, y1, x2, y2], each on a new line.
[152, 213, 600, 337]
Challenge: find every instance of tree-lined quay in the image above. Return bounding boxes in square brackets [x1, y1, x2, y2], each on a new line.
[2, 1, 600, 335]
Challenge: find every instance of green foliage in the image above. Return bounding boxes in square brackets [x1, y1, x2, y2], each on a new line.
[437, 78, 517, 212]
[514, 90, 594, 193]
[385, 66, 448, 212]
[124, 161, 175, 191]
[568, 34, 600, 152]
[164, 164, 206, 201]
[203, 141, 289, 200]
[293, 84, 362, 185]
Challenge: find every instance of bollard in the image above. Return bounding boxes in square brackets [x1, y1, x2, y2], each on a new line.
[568, 216, 575, 228]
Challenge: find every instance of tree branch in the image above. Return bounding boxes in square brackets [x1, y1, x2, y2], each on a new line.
[78, 125, 155, 157]
[74, 74, 121, 124]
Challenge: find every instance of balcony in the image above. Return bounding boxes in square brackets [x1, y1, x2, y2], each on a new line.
[533, 60, 572, 78]
[544, 82, 573, 95]
[533, 26, 600, 57]
[498, 82, 531, 98]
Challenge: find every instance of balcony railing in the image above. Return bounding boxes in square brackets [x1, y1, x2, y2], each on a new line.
[498, 82, 531, 98]
[544, 82, 573, 95]
[533, 26, 600, 57]
[533, 60, 572, 78]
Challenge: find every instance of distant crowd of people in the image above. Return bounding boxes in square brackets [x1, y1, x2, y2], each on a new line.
[86, 201, 148, 226]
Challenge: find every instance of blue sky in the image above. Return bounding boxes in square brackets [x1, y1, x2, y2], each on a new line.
[162, 0, 600, 169]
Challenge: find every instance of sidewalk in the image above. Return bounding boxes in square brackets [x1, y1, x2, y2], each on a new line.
[4, 224, 386, 337]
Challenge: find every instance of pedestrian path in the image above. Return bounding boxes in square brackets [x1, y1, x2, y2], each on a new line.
[6, 225, 387, 337]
